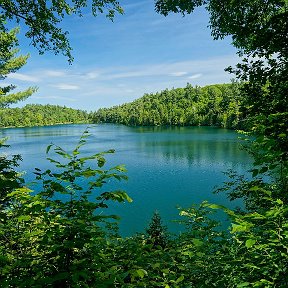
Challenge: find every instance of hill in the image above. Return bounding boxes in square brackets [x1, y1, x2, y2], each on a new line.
[90, 83, 242, 128]
[0, 104, 89, 128]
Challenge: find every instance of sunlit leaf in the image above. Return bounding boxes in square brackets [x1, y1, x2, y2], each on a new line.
[245, 239, 256, 248]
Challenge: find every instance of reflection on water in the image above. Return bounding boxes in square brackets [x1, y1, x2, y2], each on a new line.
[132, 126, 250, 169]
[140, 139, 247, 167]
[0, 124, 251, 236]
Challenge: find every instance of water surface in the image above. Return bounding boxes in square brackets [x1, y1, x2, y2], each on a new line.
[1, 124, 251, 236]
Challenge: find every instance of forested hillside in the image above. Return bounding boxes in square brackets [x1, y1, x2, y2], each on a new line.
[0, 104, 89, 128]
[91, 83, 242, 128]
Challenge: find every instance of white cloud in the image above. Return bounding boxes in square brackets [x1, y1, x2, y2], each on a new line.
[170, 72, 188, 77]
[31, 95, 77, 102]
[45, 70, 67, 77]
[52, 83, 80, 90]
[85, 72, 99, 79]
[18, 54, 240, 110]
[99, 55, 239, 81]
[8, 73, 40, 82]
[188, 73, 202, 79]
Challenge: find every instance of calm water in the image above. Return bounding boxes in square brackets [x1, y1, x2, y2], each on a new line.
[0, 124, 251, 236]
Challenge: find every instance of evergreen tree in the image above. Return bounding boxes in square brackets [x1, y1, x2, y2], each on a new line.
[145, 211, 169, 249]
[0, 25, 37, 108]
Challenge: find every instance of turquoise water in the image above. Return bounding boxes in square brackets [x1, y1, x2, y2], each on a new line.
[0, 124, 251, 236]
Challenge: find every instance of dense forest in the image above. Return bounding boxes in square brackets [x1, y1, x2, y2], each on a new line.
[91, 83, 242, 128]
[0, 83, 242, 129]
[1, 0, 287, 287]
[0, 104, 89, 128]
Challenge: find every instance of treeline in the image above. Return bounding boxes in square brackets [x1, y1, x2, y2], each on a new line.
[0, 104, 89, 128]
[0, 84, 243, 129]
[91, 83, 242, 128]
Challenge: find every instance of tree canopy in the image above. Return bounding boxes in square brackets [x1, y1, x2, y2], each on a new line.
[0, 0, 124, 62]
[0, 26, 37, 108]
[91, 83, 242, 128]
[0, 104, 89, 127]
[155, 0, 287, 57]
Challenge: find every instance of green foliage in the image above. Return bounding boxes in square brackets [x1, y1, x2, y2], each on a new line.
[0, 130, 131, 287]
[154, 1, 288, 287]
[0, 0, 124, 62]
[0, 104, 90, 127]
[228, 195, 288, 287]
[156, 0, 287, 177]
[0, 129, 287, 287]
[155, 0, 287, 57]
[91, 82, 242, 128]
[202, 191, 288, 287]
[0, 26, 37, 108]
[0, 138, 23, 206]
[0, 0, 287, 287]
[145, 211, 169, 248]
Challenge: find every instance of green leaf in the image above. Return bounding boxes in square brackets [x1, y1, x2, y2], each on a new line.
[97, 156, 106, 167]
[231, 223, 250, 233]
[114, 165, 127, 172]
[237, 282, 251, 288]
[245, 239, 256, 248]
[17, 215, 31, 222]
[46, 144, 53, 154]
[121, 192, 133, 203]
[175, 275, 184, 283]
[162, 269, 170, 274]
[203, 203, 223, 210]
[72, 150, 80, 156]
[276, 199, 283, 205]
[82, 170, 97, 178]
[152, 263, 161, 269]
[46, 157, 61, 165]
[192, 238, 203, 247]
[135, 269, 147, 278]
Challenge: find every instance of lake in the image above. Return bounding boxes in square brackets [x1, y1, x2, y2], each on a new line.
[0, 124, 251, 236]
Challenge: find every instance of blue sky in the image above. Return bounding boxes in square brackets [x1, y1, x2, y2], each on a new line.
[6, 0, 239, 111]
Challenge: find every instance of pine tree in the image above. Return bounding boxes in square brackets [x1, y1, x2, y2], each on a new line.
[0, 24, 36, 205]
[145, 210, 169, 248]
[0, 25, 37, 109]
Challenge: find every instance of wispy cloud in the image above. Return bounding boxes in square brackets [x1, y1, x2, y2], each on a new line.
[97, 55, 239, 81]
[188, 73, 202, 79]
[8, 73, 40, 82]
[18, 54, 240, 110]
[44, 70, 67, 77]
[170, 72, 188, 77]
[52, 83, 80, 90]
[31, 95, 77, 102]
[85, 72, 100, 79]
